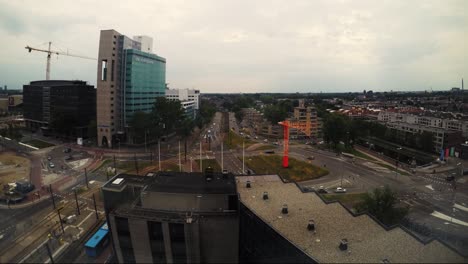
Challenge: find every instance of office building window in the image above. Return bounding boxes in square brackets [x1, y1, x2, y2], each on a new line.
[169, 223, 186, 263]
[101, 60, 108, 81]
[148, 221, 166, 263]
[111, 60, 115, 81]
[115, 217, 135, 263]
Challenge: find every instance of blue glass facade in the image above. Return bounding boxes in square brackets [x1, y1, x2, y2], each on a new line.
[123, 49, 166, 125]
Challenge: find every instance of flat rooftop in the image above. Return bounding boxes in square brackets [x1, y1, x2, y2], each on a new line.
[103, 172, 236, 195]
[148, 171, 236, 194]
[236, 175, 464, 263]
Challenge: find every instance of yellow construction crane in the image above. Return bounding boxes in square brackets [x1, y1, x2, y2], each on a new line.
[25, 41, 96, 80]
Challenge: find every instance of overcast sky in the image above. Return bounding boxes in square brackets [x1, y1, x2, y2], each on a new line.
[0, 0, 467, 93]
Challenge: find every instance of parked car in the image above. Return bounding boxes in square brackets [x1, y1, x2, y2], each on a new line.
[63, 148, 71, 153]
[307, 156, 315, 160]
[47, 156, 52, 161]
[264, 150, 275, 154]
[48, 162, 55, 168]
[334, 187, 347, 193]
[65, 155, 73, 161]
[222, 169, 229, 175]
[264, 139, 268, 143]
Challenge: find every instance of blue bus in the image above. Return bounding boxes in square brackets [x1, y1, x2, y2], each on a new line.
[85, 222, 110, 258]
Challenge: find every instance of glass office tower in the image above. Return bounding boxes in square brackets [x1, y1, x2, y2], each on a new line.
[123, 49, 166, 125]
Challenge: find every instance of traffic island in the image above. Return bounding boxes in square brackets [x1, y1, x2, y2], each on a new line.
[244, 155, 329, 182]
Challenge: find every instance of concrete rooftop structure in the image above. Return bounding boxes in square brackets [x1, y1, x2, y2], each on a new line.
[236, 175, 464, 263]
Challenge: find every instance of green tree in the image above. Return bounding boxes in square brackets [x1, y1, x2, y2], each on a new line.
[263, 104, 289, 124]
[323, 114, 346, 149]
[177, 118, 195, 162]
[151, 97, 184, 138]
[129, 111, 152, 144]
[356, 186, 408, 226]
[196, 99, 216, 129]
[235, 110, 244, 123]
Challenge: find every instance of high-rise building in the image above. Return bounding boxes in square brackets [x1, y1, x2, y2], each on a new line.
[102, 171, 239, 263]
[97, 29, 166, 147]
[23, 80, 96, 137]
[133, 35, 153, 53]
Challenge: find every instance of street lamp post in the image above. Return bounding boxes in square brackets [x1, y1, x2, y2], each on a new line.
[396, 147, 402, 178]
[57, 208, 65, 234]
[144, 130, 148, 153]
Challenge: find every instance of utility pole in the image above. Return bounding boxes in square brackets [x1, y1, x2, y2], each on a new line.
[242, 140, 245, 175]
[158, 139, 161, 171]
[144, 130, 147, 153]
[92, 194, 99, 220]
[190, 158, 193, 172]
[134, 153, 139, 175]
[221, 141, 224, 171]
[45, 242, 54, 264]
[49, 184, 56, 210]
[179, 140, 182, 172]
[84, 168, 89, 189]
[200, 141, 203, 172]
[57, 208, 65, 234]
[74, 189, 80, 215]
[113, 154, 116, 170]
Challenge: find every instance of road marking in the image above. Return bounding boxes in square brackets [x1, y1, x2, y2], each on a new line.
[454, 203, 468, 213]
[431, 211, 468, 227]
[425, 185, 434, 191]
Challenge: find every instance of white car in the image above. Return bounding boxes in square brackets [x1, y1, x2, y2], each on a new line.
[334, 187, 347, 193]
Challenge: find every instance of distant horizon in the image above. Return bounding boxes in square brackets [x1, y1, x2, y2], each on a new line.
[1, 1, 467, 93]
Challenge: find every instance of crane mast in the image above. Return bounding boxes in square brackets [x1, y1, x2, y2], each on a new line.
[25, 41, 96, 80]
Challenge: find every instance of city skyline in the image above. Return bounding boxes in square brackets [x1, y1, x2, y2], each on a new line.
[0, 0, 467, 93]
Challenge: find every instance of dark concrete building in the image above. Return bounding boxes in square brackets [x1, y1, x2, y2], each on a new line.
[23, 80, 96, 138]
[103, 172, 465, 263]
[102, 171, 239, 263]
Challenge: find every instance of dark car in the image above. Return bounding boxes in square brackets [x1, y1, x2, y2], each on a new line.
[65, 155, 73, 161]
[446, 175, 455, 181]
[264, 150, 275, 154]
[317, 186, 328, 194]
[63, 148, 71, 153]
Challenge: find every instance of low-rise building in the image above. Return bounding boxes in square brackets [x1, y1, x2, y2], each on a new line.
[237, 175, 463, 263]
[102, 171, 239, 263]
[166, 88, 200, 119]
[387, 121, 463, 152]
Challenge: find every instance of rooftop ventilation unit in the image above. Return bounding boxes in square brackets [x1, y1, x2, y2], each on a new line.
[246, 181, 251, 188]
[263, 191, 269, 200]
[205, 166, 214, 182]
[282, 204, 288, 214]
[307, 220, 315, 231]
[339, 239, 348, 251]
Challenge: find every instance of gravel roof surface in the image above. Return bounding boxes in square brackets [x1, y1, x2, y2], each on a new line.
[236, 175, 465, 263]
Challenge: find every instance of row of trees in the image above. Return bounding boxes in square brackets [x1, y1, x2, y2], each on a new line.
[322, 113, 435, 153]
[129, 97, 216, 161]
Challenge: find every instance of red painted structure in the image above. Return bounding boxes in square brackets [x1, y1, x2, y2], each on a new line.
[278, 120, 310, 168]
